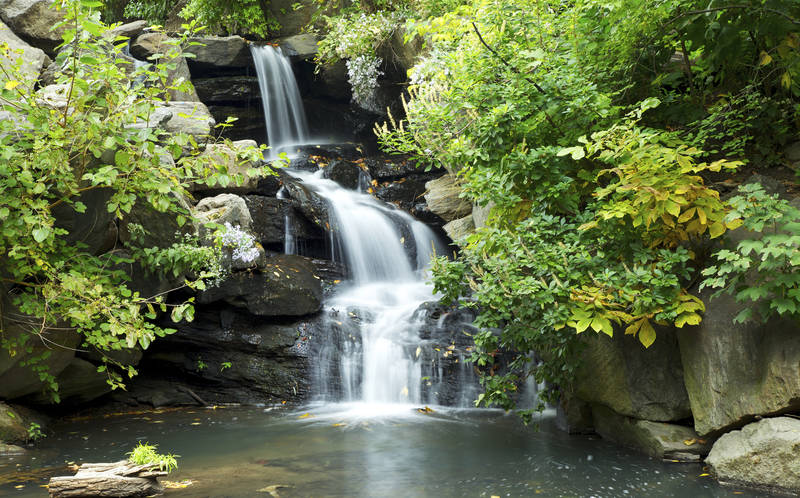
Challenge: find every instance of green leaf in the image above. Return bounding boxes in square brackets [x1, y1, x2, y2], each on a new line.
[32, 227, 50, 243]
[638, 320, 656, 348]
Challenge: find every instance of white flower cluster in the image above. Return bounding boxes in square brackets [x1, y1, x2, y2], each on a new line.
[220, 222, 260, 264]
[346, 54, 384, 110]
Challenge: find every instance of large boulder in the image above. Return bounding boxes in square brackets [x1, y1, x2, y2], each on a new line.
[0, 402, 28, 443]
[162, 101, 214, 137]
[276, 33, 318, 60]
[592, 404, 712, 461]
[0, 19, 49, 87]
[198, 254, 322, 316]
[706, 417, 800, 494]
[269, 0, 315, 37]
[24, 357, 110, 406]
[678, 290, 800, 436]
[116, 306, 313, 405]
[185, 35, 251, 74]
[130, 32, 169, 60]
[0, 0, 65, 53]
[244, 195, 323, 247]
[193, 193, 253, 232]
[193, 76, 260, 106]
[281, 174, 330, 230]
[442, 215, 474, 242]
[0, 321, 80, 400]
[424, 175, 472, 222]
[51, 188, 117, 256]
[572, 329, 691, 422]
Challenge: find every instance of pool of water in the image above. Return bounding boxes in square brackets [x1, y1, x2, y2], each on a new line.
[0, 404, 758, 497]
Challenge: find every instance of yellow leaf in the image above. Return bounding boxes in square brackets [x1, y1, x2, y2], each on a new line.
[298, 413, 314, 419]
[709, 221, 725, 238]
[4, 80, 20, 90]
[683, 438, 696, 446]
[415, 346, 421, 358]
[624, 319, 643, 336]
[639, 319, 656, 348]
[781, 72, 792, 89]
[696, 207, 707, 225]
[759, 51, 773, 66]
[678, 207, 696, 223]
[725, 218, 744, 230]
[332, 423, 345, 427]
[665, 200, 680, 217]
[699, 473, 710, 477]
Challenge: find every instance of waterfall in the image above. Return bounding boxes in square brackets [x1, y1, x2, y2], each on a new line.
[250, 44, 309, 159]
[288, 170, 470, 407]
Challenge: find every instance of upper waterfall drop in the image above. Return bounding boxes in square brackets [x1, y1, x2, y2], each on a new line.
[250, 44, 309, 159]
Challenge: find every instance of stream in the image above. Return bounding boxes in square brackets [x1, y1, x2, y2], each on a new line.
[0, 405, 758, 497]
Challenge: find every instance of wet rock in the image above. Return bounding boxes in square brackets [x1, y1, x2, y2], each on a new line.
[193, 76, 260, 106]
[373, 175, 429, 212]
[592, 404, 711, 460]
[314, 60, 351, 102]
[443, 215, 475, 242]
[269, 0, 315, 37]
[706, 417, 800, 494]
[0, 442, 25, 455]
[0, 19, 49, 87]
[678, 288, 800, 436]
[127, 105, 173, 130]
[206, 105, 266, 143]
[0, 0, 65, 54]
[365, 156, 418, 180]
[323, 159, 363, 190]
[574, 329, 691, 422]
[185, 35, 251, 74]
[424, 175, 472, 222]
[244, 195, 323, 246]
[123, 306, 313, 404]
[198, 254, 322, 316]
[281, 174, 330, 230]
[556, 397, 595, 435]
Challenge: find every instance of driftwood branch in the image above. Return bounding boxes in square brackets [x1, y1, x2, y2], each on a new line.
[48, 460, 166, 498]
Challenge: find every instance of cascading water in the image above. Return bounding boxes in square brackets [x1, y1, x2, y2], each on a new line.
[249, 44, 481, 410]
[250, 44, 309, 159]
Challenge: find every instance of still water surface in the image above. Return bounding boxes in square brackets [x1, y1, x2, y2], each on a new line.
[0, 404, 758, 497]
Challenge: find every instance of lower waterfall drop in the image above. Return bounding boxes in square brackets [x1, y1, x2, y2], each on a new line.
[289, 170, 476, 409]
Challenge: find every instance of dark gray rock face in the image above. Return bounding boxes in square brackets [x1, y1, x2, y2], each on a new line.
[678, 289, 800, 436]
[198, 254, 322, 316]
[24, 358, 110, 406]
[244, 195, 324, 247]
[52, 188, 117, 256]
[573, 328, 691, 422]
[194, 76, 260, 106]
[706, 417, 800, 494]
[186, 36, 251, 74]
[323, 159, 364, 190]
[281, 174, 330, 230]
[116, 306, 314, 405]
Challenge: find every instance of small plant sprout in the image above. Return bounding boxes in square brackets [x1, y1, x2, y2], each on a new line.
[127, 442, 179, 473]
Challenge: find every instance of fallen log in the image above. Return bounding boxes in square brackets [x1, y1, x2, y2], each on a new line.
[48, 460, 167, 498]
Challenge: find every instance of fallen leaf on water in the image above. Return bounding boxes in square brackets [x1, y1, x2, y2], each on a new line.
[699, 473, 710, 477]
[163, 480, 193, 489]
[298, 413, 314, 419]
[258, 484, 289, 497]
[332, 423, 345, 427]
[14, 485, 24, 489]
[190, 422, 202, 425]
[418, 406, 434, 414]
